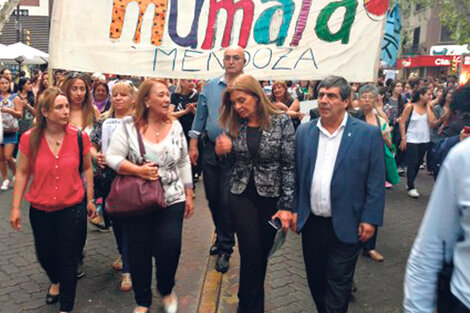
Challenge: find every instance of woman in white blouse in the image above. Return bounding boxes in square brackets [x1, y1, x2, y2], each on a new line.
[399, 86, 436, 198]
[106, 79, 193, 313]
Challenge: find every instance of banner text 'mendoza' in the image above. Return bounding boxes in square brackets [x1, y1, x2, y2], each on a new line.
[153, 47, 319, 72]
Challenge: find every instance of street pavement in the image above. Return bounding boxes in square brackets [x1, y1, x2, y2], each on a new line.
[0, 170, 435, 313]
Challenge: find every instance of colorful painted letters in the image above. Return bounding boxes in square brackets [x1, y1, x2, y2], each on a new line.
[254, 0, 295, 46]
[315, 0, 358, 44]
[201, 0, 254, 49]
[110, 0, 362, 48]
[110, 0, 168, 45]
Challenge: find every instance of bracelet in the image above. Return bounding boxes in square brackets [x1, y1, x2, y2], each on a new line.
[88, 199, 95, 204]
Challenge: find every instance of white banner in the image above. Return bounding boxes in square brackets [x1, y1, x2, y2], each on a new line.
[50, 0, 388, 81]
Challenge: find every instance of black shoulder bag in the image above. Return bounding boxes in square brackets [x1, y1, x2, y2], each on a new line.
[437, 241, 456, 313]
[78, 130, 83, 173]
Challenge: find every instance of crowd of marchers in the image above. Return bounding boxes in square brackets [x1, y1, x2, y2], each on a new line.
[2, 47, 470, 313]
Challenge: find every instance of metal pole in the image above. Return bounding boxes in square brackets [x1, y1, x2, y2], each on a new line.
[16, 4, 20, 42]
[48, 67, 53, 87]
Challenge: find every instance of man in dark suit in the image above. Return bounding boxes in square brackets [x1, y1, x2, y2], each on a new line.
[292, 76, 385, 313]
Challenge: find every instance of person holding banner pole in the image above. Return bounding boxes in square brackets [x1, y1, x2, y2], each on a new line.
[188, 46, 245, 273]
[90, 81, 136, 292]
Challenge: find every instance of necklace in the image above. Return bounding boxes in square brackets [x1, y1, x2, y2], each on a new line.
[154, 121, 167, 138]
[45, 134, 63, 147]
[47, 138, 62, 146]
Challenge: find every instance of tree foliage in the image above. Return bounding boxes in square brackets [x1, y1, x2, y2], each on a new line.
[0, 0, 21, 33]
[399, 0, 470, 44]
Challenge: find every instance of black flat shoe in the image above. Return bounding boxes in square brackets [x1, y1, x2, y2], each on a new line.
[215, 253, 230, 273]
[46, 286, 60, 305]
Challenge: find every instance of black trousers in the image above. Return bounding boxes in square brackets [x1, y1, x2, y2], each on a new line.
[228, 184, 278, 313]
[392, 124, 406, 168]
[406, 142, 430, 189]
[111, 215, 130, 273]
[29, 202, 87, 312]
[201, 140, 235, 255]
[302, 214, 361, 313]
[125, 202, 185, 308]
[451, 294, 470, 313]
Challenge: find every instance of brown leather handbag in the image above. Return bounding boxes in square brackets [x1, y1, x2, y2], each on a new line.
[106, 126, 166, 217]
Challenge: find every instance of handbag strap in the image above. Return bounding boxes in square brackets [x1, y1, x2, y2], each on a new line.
[375, 115, 382, 131]
[77, 130, 83, 173]
[135, 128, 147, 161]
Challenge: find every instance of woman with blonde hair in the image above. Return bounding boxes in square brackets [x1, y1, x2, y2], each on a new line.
[10, 87, 97, 313]
[217, 74, 295, 313]
[106, 79, 193, 313]
[91, 81, 136, 290]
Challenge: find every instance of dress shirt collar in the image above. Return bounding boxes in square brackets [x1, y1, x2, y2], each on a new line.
[218, 75, 227, 86]
[316, 113, 348, 138]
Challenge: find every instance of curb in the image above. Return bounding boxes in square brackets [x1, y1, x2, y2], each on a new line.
[197, 235, 223, 313]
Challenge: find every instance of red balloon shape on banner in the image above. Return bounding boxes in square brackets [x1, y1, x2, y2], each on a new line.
[364, 0, 389, 16]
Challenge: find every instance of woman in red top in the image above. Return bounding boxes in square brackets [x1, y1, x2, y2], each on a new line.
[10, 87, 97, 313]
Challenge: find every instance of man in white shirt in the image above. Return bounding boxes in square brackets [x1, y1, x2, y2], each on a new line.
[293, 76, 386, 313]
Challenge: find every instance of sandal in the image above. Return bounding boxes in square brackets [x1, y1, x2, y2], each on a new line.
[120, 273, 132, 292]
[46, 285, 60, 305]
[112, 255, 123, 271]
[132, 306, 149, 313]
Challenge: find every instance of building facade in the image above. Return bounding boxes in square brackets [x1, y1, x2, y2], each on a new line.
[0, 0, 51, 53]
[399, 3, 468, 79]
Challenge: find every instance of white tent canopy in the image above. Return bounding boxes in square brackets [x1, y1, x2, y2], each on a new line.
[0, 42, 49, 64]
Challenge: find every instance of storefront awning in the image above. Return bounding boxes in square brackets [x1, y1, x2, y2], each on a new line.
[398, 55, 461, 69]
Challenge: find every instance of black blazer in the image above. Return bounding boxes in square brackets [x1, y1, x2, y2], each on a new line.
[230, 113, 295, 212]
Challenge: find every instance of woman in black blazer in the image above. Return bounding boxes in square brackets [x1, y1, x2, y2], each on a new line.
[216, 74, 295, 313]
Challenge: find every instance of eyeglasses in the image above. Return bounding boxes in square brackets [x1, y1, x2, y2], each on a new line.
[360, 95, 377, 100]
[223, 55, 243, 61]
